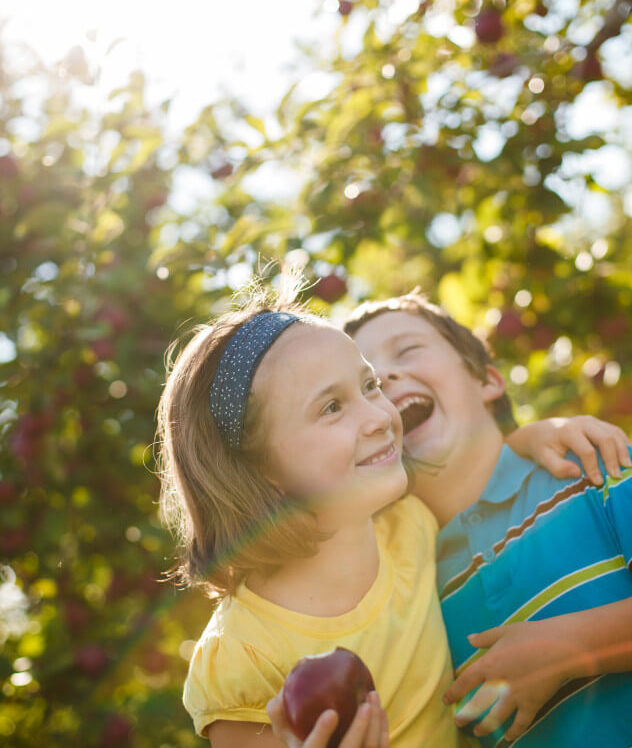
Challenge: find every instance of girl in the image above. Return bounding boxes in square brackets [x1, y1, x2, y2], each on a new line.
[155, 293, 627, 748]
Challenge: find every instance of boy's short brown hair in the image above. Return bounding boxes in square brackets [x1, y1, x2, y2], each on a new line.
[343, 290, 517, 434]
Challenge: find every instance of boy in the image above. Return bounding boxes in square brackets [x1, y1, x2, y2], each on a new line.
[345, 291, 632, 747]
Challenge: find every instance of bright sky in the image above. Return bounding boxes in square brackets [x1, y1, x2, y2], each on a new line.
[1, 0, 339, 128]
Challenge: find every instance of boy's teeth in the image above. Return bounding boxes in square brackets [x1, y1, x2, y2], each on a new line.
[397, 395, 431, 412]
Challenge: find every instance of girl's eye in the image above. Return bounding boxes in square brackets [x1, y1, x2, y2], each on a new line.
[322, 400, 341, 415]
[366, 377, 382, 392]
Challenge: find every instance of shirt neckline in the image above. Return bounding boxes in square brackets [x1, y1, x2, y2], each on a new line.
[234, 534, 393, 637]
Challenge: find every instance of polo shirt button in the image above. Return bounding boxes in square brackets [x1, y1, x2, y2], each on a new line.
[469, 512, 482, 526]
[482, 548, 495, 562]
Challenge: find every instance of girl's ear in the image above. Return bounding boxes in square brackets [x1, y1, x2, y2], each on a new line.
[482, 365, 506, 404]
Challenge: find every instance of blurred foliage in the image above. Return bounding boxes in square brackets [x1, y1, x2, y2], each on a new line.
[1, 0, 631, 745]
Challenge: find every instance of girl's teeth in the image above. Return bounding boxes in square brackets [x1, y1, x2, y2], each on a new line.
[366, 444, 394, 465]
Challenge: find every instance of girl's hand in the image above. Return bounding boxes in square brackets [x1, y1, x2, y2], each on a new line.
[506, 416, 631, 486]
[443, 621, 577, 742]
[267, 688, 389, 748]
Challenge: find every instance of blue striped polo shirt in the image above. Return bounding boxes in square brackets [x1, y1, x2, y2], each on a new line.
[436, 444, 632, 747]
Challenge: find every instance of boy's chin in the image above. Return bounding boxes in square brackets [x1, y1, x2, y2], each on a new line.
[404, 434, 451, 468]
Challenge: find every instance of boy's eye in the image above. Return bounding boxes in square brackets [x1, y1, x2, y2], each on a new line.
[398, 344, 422, 357]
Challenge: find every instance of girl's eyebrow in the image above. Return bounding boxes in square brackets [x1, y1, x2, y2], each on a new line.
[308, 364, 376, 408]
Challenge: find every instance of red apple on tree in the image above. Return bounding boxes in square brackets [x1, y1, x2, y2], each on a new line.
[211, 162, 233, 179]
[95, 303, 130, 334]
[0, 154, 19, 179]
[572, 50, 603, 81]
[338, 1, 353, 16]
[0, 481, 18, 506]
[495, 309, 525, 339]
[100, 713, 132, 748]
[283, 647, 375, 748]
[314, 274, 347, 304]
[475, 9, 505, 43]
[75, 644, 109, 677]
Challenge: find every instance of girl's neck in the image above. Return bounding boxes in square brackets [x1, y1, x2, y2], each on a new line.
[246, 519, 379, 617]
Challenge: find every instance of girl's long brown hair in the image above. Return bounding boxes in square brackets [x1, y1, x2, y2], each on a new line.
[155, 292, 329, 598]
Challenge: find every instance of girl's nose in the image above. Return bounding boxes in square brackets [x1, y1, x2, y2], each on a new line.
[361, 399, 391, 435]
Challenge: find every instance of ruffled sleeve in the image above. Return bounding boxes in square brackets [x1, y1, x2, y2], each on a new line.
[183, 629, 283, 737]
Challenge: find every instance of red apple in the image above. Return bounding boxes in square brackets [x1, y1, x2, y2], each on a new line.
[314, 275, 347, 304]
[75, 645, 109, 677]
[73, 364, 96, 388]
[530, 323, 556, 350]
[90, 339, 116, 361]
[489, 53, 519, 78]
[0, 529, 30, 556]
[95, 304, 130, 334]
[495, 309, 525, 339]
[475, 9, 505, 43]
[597, 314, 628, 343]
[283, 648, 375, 748]
[0, 481, 18, 506]
[100, 713, 132, 748]
[64, 599, 91, 633]
[211, 162, 233, 179]
[0, 155, 19, 179]
[141, 648, 169, 674]
[572, 51, 602, 81]
[338, 1, 353, 15]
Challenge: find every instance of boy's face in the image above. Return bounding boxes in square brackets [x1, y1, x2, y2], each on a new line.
[352, 311, 505, 469]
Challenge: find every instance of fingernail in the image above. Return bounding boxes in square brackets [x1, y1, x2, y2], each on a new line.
[592, 473, 603, 485]
[613, 468, 622, 478]
[623, 456, 632, 467]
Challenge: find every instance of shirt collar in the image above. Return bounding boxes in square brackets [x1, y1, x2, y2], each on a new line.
[478, 444, 536, 504]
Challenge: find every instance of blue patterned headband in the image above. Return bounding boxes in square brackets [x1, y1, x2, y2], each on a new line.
[209, 312, 301, 449]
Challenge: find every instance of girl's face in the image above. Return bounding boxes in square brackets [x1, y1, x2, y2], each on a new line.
[252, 324, 407, 529]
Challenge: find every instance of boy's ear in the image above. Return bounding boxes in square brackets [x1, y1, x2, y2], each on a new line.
[482, 365, 506, 404]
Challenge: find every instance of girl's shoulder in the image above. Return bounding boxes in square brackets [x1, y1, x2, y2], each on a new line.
[373, 494, 439, 572]
[374, 494, 439, 539]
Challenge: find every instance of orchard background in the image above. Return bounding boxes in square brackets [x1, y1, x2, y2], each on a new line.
[1, 0, 631, 745]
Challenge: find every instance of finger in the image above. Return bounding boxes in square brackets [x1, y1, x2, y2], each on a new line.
[266, 692, 290, 738]
[338, 702, 371, 748]
[304, 710, 339, 748]
[535, 448, 581, 479]
[587, 430, 621, 479]
[472, 694, 515, 737]
[503, 707, 537, 742]
[363, 692, 382, 747]
[454, 681, 509, 727]
[444, 665, 485, 705]
[563, 433, 603, 485]
[468, 626, 505, 649]
[614, 431, 632, 467]
[379, 707, 389, 747]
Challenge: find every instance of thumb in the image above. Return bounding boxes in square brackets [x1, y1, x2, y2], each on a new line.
[468, 626, 504, 649]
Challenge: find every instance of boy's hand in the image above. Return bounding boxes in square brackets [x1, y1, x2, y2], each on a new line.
[506, 416, 631, 486]
[443, 620, 576, 742]
[267, 688, 389, 748]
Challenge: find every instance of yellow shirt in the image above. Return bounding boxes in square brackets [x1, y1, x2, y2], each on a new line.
[183, 495, 459, 747]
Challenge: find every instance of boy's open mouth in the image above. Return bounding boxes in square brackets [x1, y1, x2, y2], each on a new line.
[397, 395, 434, 435]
